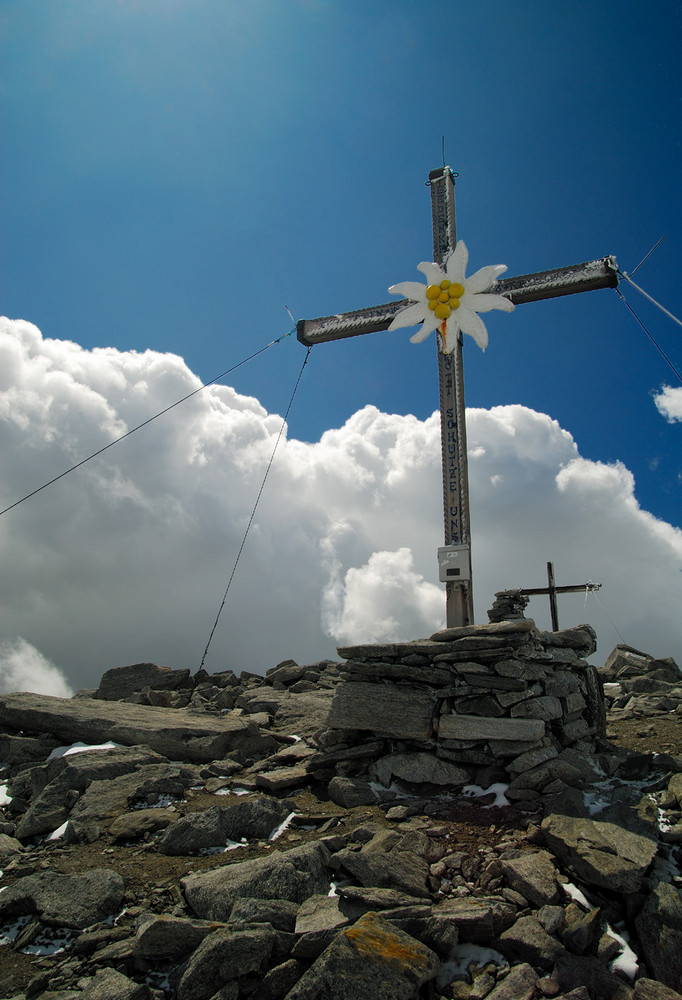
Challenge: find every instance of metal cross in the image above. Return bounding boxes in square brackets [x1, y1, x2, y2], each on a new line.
[297, 166, 618, 629]
[520, 561, 602, 632]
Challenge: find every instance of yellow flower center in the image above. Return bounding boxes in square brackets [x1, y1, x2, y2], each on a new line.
[426, 279, 464, 318]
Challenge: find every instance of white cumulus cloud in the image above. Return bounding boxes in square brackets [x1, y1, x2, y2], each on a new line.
[1, 317, 681, 693]
[0, 638, 74, 698]
[654, 384, 682, 422]
[323, 547, 444, 646]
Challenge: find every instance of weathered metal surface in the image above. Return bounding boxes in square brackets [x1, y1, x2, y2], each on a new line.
[296, 256, 617, 346]
[491, 256, 618, 303]
[296, 301, 402, 345]
[429, 168, 474, 629]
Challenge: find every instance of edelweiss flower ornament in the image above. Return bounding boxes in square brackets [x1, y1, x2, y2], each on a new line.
[388, 240, 514, 353]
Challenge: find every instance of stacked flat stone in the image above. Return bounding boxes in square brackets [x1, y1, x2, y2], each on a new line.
[487, 590, 530, 622]
[599, 644, 682, 720]
[315, 619, 605, 799]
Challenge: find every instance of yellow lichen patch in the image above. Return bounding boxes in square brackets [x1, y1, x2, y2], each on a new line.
[343, 912, 434, 972]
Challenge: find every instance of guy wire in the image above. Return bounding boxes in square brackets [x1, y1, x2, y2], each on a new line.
[199, 346, 313, 671]
[0, 330, 294, 517]
[615, 287, 682, 385]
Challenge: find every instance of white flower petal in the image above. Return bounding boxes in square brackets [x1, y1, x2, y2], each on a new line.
[417, 261, 446, 285]
[461, 292, 515, 314]
[388, 301, 429, 331]
[466, 263, 508, 294]
[457, 307, 489, 351]
[388, 281, 428, 301]
[442, 318, 462, 355]
[409, 312, 441, 342]
[445, 241, 468, 284]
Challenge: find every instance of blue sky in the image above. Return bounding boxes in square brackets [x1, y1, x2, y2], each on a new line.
[3, 0, 681, 527]
[1, 1, 681, 688]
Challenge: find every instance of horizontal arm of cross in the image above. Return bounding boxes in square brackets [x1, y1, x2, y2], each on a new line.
[519, 582, 602, 596]
[297, 255, 618, 346]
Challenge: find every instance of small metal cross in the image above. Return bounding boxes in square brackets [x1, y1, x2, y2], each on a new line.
[520, 561, 602, 632]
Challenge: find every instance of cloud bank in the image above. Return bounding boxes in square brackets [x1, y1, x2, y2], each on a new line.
[1, 317, 681, 693]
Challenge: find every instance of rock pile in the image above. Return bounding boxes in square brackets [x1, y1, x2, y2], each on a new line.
[316, 619, 606, 808]
[599, 645, 682, 721]
[0, 631, 679, 1000]
[487, 591, 530, 623]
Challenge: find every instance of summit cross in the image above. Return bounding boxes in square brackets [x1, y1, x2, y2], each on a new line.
[297, 166, 618, 629]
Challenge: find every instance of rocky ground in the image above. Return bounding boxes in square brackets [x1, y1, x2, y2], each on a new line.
[0, 634, 680, 1000]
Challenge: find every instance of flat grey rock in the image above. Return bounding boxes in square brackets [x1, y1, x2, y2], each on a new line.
[96, 662, 191, 701]
[438, 713, 545, 742]
[78, 968, 150, 1000]
[158, 796, 294, 855]
[541, 812, 658, 893]
[15, 746, 166, 839]
[236, 687, 334, 737]
[182, 841, 331, 921]
[0, 691, 269, 762]
[228, 897, 300, 931]
[0, 868, 124, 929]
[327, 775, 378, 808]
[283, 911, 439, 1000]
[177, 925, 277, 1000]
[431, 894, 517, 942]
[133, 912, 227, 959]
[370, 751, 470, 788]
[635, 881, 682, 991]
[68, 762, 196, 829]
[484, 962, 538, 1000]
[330, 843, 431, 899]
[328, 681, 436, 741]
[498, 914, 565, 970]
[499, 849, 560, 907]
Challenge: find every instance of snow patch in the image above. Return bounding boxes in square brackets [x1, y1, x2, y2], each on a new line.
[562, 881, 594, 910]
[47, 741, 123, 760]
[46, 821, 69, 841]
[437, 942, 508, 987]
[133, 794, 181, 810]
[461, 783, 510, 807]
[606, 923, 639, 980]
[269, 811, 298, 841]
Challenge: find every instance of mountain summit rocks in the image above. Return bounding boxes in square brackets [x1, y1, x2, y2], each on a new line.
[0, 627, 680, 999]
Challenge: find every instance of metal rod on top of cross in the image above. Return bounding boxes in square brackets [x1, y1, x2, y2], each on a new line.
[297, 167, 618, 630]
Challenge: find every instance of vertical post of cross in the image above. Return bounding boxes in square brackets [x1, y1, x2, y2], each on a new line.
[546, 561, 559, 632]
[430, 167, 474, 628]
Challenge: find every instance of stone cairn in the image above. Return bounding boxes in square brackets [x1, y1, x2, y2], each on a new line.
[315, 617, 605, 807]
[487, 590, 530, 622]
